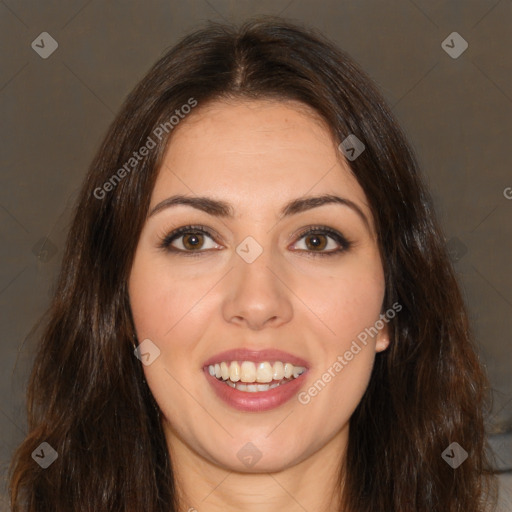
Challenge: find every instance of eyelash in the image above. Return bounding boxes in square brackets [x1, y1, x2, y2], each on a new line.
[157, 224, 352, 258]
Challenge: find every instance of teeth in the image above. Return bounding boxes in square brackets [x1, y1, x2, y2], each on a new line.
[220, 362, 229, 380]
[256, 362, 273, 383]
[207, 360, 306, 391]
[229, 380, 288, 392]
[229, 361, 241, 382]
[240, 361, 256, 382]
[292, 366, 304, 378]
[273, 361, 284, 380]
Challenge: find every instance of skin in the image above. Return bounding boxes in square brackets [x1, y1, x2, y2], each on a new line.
[128, 99, 389, 512]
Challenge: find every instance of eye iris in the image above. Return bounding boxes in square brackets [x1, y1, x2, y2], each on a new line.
[305, 234, 327, 251]
[183, 233, 203, 250]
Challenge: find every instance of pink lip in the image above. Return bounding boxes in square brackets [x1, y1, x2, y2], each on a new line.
[204, 367, 308, 412]
[203, 348, 310, 368]
[202, 348, 310, 412]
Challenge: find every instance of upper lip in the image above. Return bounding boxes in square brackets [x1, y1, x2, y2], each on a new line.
[203, 348, 310, 368]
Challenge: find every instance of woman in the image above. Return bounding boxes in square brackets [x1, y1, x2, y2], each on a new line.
[10, 16, 497, 512]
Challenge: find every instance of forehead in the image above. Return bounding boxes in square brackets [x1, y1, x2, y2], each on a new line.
[161, 98, 336, 168]
[151, 99, 371, 224]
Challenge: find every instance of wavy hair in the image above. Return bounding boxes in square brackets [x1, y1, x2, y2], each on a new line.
[10, 16, 497, 512]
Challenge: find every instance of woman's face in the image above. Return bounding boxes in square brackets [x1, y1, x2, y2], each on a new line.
[128, 99, 389, 473]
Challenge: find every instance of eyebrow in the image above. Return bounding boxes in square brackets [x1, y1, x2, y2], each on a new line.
[147, 193, 371, 231]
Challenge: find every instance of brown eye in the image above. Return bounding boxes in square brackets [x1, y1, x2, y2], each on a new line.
[291, 226, 352, 257]
[304, 233, 328, 251]
[159, 225, 221, 255]
[181, 233, 204, 250]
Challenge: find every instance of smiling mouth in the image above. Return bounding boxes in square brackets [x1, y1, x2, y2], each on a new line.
[206, 360, 307, 393]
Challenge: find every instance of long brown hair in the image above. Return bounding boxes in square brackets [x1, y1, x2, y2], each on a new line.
[10, 16, 497, 511]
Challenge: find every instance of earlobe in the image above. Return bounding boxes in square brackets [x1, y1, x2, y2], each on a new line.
[375, 325, 390, 353]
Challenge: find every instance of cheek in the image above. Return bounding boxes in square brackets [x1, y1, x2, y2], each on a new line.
[128, 252, 213, 392]
[129, 256, 209, 433]
[293, 253, 384, 411]
[129, 251, 203, 341]
[297, 256, 385, 346]
[298, 344, 376, 444]
[331, 274, 384, 339]
[296, 271, 383, 437]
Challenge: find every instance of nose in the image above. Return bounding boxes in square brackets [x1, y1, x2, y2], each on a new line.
[221, 246, 293, 330]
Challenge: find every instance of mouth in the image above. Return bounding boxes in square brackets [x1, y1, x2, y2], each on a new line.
[206, 360, 306, 392]
[203, 349, 309, 412]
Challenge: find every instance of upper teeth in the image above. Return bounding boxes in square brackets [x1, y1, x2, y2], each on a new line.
[207, 361, 306, 383]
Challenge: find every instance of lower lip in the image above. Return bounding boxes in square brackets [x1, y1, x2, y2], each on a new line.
[203, 367, 307, 412]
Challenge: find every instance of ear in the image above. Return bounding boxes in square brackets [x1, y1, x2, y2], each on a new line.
[375, 321, 390, 353]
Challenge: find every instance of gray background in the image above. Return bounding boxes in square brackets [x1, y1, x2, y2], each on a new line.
[0, 0, 511, 510]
